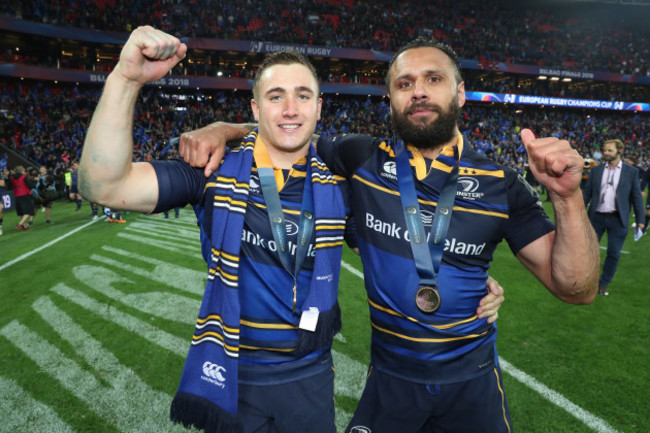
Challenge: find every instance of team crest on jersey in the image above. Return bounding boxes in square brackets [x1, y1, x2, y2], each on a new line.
[249, 174, 261, 194]
[381, 161, 397, 181]
[284, 221, 299, 236]
[456, 176, 485, 200]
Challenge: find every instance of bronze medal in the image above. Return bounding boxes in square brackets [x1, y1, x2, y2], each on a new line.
[415, 285, 441, 313]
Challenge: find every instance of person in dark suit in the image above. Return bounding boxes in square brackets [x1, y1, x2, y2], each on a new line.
[583, 139, 645, 296]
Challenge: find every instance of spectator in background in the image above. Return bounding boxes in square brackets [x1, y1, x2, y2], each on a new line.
[25, 167, 41, 227]
[53, 167, 67, 197]
[9, 166, 35, 231]
[67, 161, 83, 211]
[4, 0, 649, 75]
[2, 76, 649, 176]
[35, 165, 60, 224]
[161, 146, 181, 219]
[625, 155, 646, 237]
[105, 207, 126, 223]
[639, 165, 650, 235]
[582, 158, 597, 190]
[583, 139, 645, 296]
[0, 167, 7, 235]
[163, 207, 180, 219]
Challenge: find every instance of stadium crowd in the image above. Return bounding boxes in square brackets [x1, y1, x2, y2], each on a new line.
[1, 0, 648, 76]
[1, 1, 648, 236]
[4, 43, 646, 102]
[2, 80, 648, 178]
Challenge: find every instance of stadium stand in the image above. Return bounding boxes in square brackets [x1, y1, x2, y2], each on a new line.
[1, 0, 648, 74]
[0, 0, 648, 177]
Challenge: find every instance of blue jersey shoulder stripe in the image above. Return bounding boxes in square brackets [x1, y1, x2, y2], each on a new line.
[352, 170, 510, 219]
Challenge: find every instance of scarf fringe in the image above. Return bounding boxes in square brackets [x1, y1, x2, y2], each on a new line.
[171, 392, 239, 433]
[293, 302, 342, 358]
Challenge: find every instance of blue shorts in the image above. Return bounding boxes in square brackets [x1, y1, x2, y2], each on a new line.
[346, 365, 512, 433]
[237, 366, 335, 433]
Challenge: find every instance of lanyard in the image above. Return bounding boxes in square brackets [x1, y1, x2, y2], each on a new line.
[394, 140, 459, 309]
[257, 147, 315, 312]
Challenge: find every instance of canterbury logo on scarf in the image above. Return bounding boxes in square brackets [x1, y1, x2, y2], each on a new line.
[170, 130, 346, 433]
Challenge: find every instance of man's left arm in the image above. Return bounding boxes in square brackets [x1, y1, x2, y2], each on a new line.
[630, 168, 645, 229]
[515, 129, 599, 304]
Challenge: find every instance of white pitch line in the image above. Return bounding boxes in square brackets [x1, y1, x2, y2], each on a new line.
[340, 259, 621, 433]
[341, 260, 364, 279]
[0, 216, 105, 272]
[0, 376, 75, 433]
[498, 359, 620, 433]
[600, 246, 629, 255]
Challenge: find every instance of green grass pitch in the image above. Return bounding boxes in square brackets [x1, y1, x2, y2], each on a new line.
[0, 199, 647, 432]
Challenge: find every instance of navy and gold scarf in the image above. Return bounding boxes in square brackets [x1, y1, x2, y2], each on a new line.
[170, 131, 346, 432]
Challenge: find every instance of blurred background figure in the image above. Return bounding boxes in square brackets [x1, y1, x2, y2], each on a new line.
[0, 167, 8, 235]
[67, 162, 83, 211]
[8, 166, 35, 232]
[163, 207, 180, 219]
[34, 166, 61, 224]
[583, 139, 645, 296]
[104, 207, 126, 223]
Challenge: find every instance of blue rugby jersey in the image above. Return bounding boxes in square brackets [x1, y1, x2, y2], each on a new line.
[69, 169, 79, 188]
[152, 154, 347, 386]
[318, 133, 554, 384]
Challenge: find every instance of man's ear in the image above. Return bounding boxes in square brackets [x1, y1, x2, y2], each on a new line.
[317, 97, 322, 120]
[251, 98, 260, 122]
[457, 81, 466, 107]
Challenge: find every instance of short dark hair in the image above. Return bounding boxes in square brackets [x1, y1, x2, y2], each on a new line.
[252, 51, 319, 100]
[385, 36, 463, 87]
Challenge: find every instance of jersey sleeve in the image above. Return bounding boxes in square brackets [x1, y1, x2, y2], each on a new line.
[316, 133, 377, 178]
[151, 158, 206, 213]
[503, 171, 555, 255]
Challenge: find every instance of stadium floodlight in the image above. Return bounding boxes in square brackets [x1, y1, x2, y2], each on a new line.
[550, 77, 560, 81]
[537, 75, 548, 80]
[562, 78, 572, 82]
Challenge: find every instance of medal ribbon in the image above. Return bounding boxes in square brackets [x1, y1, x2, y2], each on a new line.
[394, 139, 459, 291]
[256, 141, 315, 312]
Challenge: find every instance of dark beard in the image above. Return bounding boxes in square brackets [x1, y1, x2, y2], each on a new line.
[391, 99, 461, 150]
[603, 153, 618, 162]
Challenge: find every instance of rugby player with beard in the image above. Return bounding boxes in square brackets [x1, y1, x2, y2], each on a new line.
[178, 36, 599, 433]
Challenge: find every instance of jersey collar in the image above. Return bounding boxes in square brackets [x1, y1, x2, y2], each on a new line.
[253, 136, 308, 190]
[406, 131, 464, 180]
